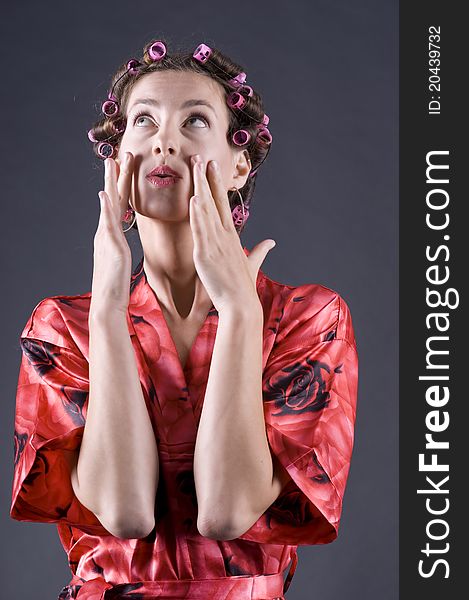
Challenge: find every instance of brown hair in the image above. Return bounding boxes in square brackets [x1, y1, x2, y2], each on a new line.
[88, 39, 272, 232]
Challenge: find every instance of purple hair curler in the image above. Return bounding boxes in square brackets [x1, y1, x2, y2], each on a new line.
[97, 142, 115, 159]
[257, 126, 272, 145]
[227, 92, 247, 110]
[232, 129, 251, 146]
[102, 94, 119, 117]
[126, 59, 142, 75]
[148, 41, 166, 61]
[193, 43, 212, 63]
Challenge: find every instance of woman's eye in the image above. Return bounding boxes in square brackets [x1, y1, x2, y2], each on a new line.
[133, 113, 209, 128]
[186, 115, 208, 128]
[134, 114, 151, 126]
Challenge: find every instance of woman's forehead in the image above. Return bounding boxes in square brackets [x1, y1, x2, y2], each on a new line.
[127, 70, 224, 108]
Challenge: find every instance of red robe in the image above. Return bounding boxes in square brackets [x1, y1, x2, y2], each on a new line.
[10, 247, 359, 599]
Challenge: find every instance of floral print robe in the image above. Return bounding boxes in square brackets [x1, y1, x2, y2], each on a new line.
[10, 247, 359, 599]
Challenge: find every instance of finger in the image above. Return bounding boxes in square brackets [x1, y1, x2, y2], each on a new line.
[189, 195, 208, 249]
[97, 192, 106, 223]
[249, 239, 277, 273]
[116, 152, 135, 215]
[104, 158, 120, 217]
[206, 160, 234, 229]
[105, 157, 130, 223]
[97, 191, 115, 229]
[192, 158, 220, 222]
[192, 157, 206, 202]
[191, 160, 220, 242]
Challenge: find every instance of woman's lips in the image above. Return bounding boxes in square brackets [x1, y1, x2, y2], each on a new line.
[146, 175, 181, 187]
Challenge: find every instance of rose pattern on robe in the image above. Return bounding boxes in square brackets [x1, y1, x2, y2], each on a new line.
[263, 356, 344, 416]
[21, 337, 87, 427]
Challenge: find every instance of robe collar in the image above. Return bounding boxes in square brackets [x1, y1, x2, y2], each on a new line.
[124, 246, 266, 435]
[127, 245, 263, 323]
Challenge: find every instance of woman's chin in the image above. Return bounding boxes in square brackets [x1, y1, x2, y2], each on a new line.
[135, 198, 191, 221]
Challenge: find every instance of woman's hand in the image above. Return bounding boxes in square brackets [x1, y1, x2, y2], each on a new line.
[188, 155, 276, 315]
[90, 153, 135, 318]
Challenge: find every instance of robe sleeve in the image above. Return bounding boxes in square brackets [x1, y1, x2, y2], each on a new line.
[10, 298, 112, 536]
[237, 286, 359, 546]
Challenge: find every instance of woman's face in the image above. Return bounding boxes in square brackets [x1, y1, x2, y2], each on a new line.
[116, 70, 250, 221]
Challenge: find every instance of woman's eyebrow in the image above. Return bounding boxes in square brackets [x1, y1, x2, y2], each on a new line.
[129, 98, 217, 114]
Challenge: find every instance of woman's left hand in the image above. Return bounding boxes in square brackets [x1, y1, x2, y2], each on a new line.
[189, 155, 276, 315]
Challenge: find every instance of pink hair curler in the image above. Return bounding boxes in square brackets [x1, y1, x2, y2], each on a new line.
[102, 55, 144, 120]
[228, 71, 247, 88]
[97, 142, 115, 159]
[227, 92, 247, 110]
[148, 41, 166, 61]
[193, 43, 212, 63]
[126, 59, 142, 75]
[102, 95, 119, 117]
[87, 129, 98, 143]
[257, 126, 272, 145]
[232, 129, 251, 145]
[262, 114, 270, 126]
[232, 204, 250, 228]
[239, 84, 253, 97]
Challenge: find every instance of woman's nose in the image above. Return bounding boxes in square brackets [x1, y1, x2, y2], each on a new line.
[152, 126, 177, 156]
[153, 143, 175, 156]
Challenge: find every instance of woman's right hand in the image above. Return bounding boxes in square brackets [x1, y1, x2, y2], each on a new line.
[90, 152, 135, 318]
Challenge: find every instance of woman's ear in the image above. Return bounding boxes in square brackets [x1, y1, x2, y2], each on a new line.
[244, 150, 252, 173]
[231, 150, 252, 188]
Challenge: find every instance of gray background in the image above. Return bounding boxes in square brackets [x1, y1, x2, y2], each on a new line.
[0, 1, 398, 598]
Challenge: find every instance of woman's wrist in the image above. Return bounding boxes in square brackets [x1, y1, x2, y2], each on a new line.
[217, 297, 264, 324]
[89, 302, 129, 327]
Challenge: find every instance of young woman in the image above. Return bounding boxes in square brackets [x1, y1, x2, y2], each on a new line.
[10, 39, 359, 600]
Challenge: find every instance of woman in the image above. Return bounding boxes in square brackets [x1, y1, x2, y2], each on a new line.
[10, 39, 359, 599]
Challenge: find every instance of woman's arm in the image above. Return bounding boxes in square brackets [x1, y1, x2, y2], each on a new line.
[71, 308, 159, 539]
[194, 303, 290, 540]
